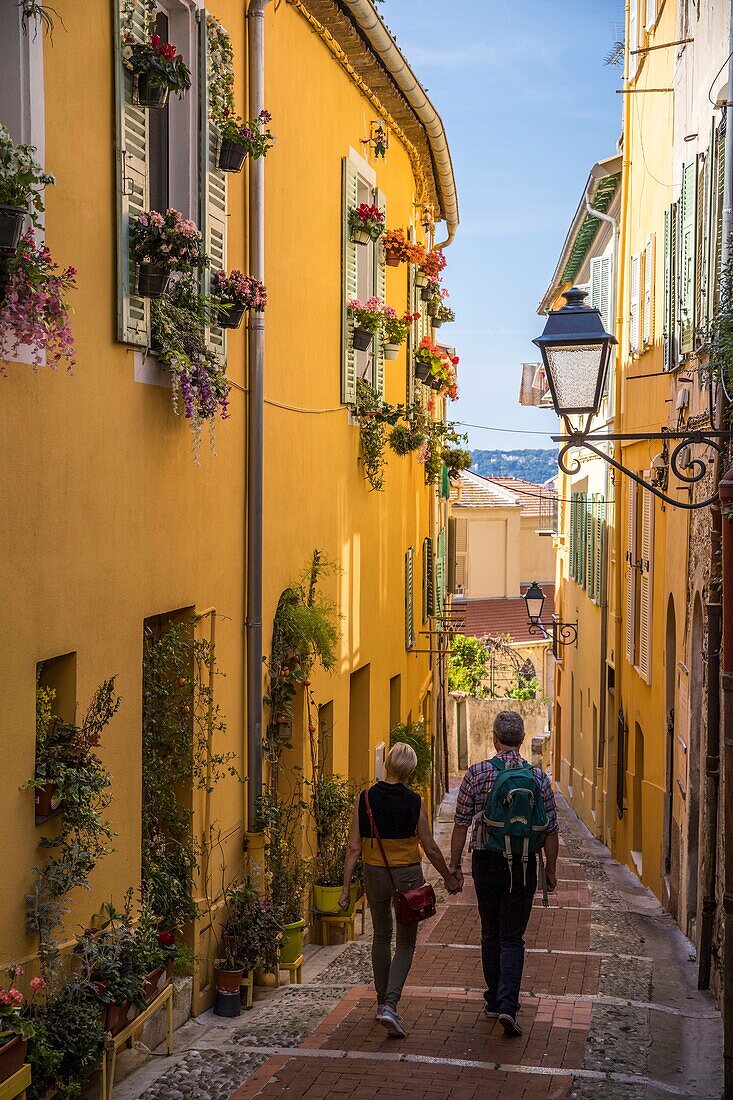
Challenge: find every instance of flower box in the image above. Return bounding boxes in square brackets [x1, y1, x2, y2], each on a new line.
[0, 204, 25, 257]
[0, 1035, 26, 1086]
[104, 1001, 138, 1037]
[135, 262, 171, 299]
[142, 966, 169, 1005]
[218, 139, 247, 173]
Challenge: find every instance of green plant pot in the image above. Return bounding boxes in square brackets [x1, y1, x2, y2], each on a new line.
[279, 918, 305, 963]
[313, 884, 343, 915]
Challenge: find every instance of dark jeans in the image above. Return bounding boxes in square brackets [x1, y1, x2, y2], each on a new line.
[472, 850, 537, 1016]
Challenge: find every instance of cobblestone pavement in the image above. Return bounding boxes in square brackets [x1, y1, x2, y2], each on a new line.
[114, 787, 723, 1099]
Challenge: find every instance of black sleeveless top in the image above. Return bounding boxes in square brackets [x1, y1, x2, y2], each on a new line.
[358, 781, 421, 839]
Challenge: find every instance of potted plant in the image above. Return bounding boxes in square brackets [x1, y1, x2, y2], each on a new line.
[419, 247, 447, 284]
[0, 969, 35, 1086]
[0, 231, 77, 375]
[388, 420, 426, 456]
[383, 228, 424, 269]
[433, 302, 455, 329]
[217, 108, 274, 172]
[310, 773, 356, 915]
[222, 882, 282, 981]
[130, 208, 208, 298]
[212, 269, 267, 329]
[349, 202, 385, 246]
[0, 125, 54, 257]
[258, 784, 309, 966]
[426, 285, 447, 319]
[414, 336, 444, 384]
[26, 981, 106, 1098]
[420, 277, 439, 301]
[33, 680, 61, 820]
[75, 902, 148, 1037]
[122, 31, 192, 109]
[443, 446, 472, 479]
[382, 309, 419, 360]
[347, 296, 386, 351]
[135, 904, 178, 1005]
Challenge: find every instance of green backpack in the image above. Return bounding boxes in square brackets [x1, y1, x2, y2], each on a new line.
[477, 757, 549, 886]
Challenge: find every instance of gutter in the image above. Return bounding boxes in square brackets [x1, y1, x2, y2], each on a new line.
[340, 0, 459, 247]
[245, 0, 270, 827]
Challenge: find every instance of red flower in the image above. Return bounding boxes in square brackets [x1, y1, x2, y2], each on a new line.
[158, 930, 176, 947]
[451, 356, 459, 365]
[151, 33, 161, 48]
[160, 43, 176, 61]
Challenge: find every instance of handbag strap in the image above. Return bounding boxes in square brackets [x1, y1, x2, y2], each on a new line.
[364, 787, 399, 894]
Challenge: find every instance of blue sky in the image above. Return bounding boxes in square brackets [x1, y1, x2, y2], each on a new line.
[382, 0, 623, 451]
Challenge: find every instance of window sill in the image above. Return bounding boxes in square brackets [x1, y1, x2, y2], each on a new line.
[134, 349, 171, 389]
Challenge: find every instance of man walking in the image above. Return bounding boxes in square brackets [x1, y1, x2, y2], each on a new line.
[448, 711, 559, 1037]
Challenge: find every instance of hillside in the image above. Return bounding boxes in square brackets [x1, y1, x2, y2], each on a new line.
[470, 448, 557, 484]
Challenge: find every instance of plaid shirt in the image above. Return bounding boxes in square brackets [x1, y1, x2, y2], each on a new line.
[455, 750, 559, 848]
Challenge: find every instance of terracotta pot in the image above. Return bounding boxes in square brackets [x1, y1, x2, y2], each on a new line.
[104, 1001, 137, 1037]
[34, 780, 59, 820]
[135, 263, 171, 298]
[218, 139, 247, 173]
[142, 966, 168, 1004]
[214, 965, 245, 994]
[352, 327, 373, 352]
[0, 204, 25, 257]
[217, 302, 245, 329]
[385, 250, 401, 268]
[0, 1035, 27, 1085]
[134, 72, 170, 109]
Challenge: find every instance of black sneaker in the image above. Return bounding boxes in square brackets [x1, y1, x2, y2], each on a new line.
[484, 1003, 500, 1019]
[498, 1012, 522, 1037]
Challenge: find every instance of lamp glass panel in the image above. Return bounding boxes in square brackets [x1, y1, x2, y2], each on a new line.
[545, 343, 604, 412]
[526, 594, 544, 620]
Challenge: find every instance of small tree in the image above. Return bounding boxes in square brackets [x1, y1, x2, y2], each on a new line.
[448, 634, 490, 697]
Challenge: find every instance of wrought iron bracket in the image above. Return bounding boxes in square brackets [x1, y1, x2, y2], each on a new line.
[552, 426, 733, 510]
[527, 618, 578, 652]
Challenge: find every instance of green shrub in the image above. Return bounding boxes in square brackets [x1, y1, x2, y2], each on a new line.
[389, 720, 432, 789]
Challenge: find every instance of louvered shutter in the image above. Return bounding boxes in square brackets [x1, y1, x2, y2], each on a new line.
[638, 479, 654, 683]
[629, 253, 640, 353]
[454, 517, 468, 593]
[585, 495, 594, 594]
[595, 498, 605, 606]
[115, 0, 150, 346]
[645, 0, 657, 28]
[643, 234, 654, 346]
[629, 0, 638, 79]
[405, 547, 415, 649]
[436, 527, 446, 612]
[663, 206, 674, 370]
[422, 537, 435, 620]
[624, 481, 637, 665]
[697, 150, 710, 336]
[199, 12, 227, 358]
[714, 121, 726, 312]
[569, 494, 577, 581]
[591, 254, 612, 333]
[372, 188, 387, 398]
[680, 160, 697, 353]
[341, 158, 359, 404]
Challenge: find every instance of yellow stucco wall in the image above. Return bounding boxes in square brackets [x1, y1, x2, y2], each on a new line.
[0, 0, 438, 986]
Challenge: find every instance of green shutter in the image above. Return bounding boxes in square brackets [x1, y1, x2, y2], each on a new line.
[680, 160, 697, 354]
[199, 12, 227, 358]
[115, 0, 150, 346]
[441, 463, 450, 499]
[341, 158, 359, 404]
[405, 547, 415, 649]
[437, 527, 446, 614]
[587, 496, 595, 599]
[663, 205, 674, 370]
[714, 121, 726, 312]
[595, 498, 606, 606]
[422, 536, 435, 621]
[373, 188, 387, 398]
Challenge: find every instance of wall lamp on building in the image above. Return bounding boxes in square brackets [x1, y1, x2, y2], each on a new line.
[362, 120, 389, 158]
[533, 287, 733, 510]
[524, 581, 578, 656]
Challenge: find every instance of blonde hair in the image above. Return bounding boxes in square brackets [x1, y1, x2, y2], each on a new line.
[385, 742, 418, 783]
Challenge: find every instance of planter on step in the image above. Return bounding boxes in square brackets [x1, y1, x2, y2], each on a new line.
[279, 918, 305, 964]
[135, 262, 171, 298]
[213, 964, 245, 994]
[0, 204, 25, 257]
[218, 139, 247, 173]
[313, 884, 342, 915]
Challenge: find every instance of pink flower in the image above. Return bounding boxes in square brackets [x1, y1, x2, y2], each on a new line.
[30, 977, 46, 994]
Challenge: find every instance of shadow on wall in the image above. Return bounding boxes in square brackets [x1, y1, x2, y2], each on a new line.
[447, 695, 550, 774]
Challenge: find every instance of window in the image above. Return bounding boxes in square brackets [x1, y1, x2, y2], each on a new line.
[318, 701, 334, 776]
[115, 1, 226, 358]
[624, 477, 654, 681]
[389, 675, 401, 730]
[348, 665, 371, 782]
[0, 4, 45, 166]
[449, 517, 468, 595]
[341, 155, 386, 402]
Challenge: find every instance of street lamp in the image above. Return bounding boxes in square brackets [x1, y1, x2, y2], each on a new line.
[523, 581, 578, 654]
[533, 286, 616, 425]
[533, 287, 733, 510]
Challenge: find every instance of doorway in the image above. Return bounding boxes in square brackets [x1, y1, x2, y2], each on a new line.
[664, 596, 677, 914]
[687, 595, 704, 940]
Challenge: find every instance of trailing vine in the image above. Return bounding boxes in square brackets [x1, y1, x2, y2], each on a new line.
[206, 15, 235, 127]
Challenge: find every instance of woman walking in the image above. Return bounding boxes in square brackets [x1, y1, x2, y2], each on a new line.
[339, 742, 460, 1038]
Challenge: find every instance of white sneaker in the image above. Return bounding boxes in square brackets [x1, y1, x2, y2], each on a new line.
[376, 1005, 407, 1038]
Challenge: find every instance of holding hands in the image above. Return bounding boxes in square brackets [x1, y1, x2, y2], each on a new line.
[444, 866, 464, 894]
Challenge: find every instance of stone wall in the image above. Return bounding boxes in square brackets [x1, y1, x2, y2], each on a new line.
[447, 695, 550, 774]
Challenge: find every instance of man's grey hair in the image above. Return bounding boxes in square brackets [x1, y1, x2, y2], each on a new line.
[493, 710, 524, 747]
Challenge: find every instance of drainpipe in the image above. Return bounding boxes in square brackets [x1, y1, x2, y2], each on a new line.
[721, 468, 733, 1095]
[245, 0, 269, 829]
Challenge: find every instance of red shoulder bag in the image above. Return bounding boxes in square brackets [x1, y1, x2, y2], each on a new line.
[364, 788, 437, 926]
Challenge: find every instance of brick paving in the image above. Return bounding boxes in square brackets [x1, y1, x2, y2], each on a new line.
[408, 944, 601, 995]
[425, 902, 592, 951]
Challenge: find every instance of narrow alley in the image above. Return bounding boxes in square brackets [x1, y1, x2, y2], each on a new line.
[114, 785, 722, 1100]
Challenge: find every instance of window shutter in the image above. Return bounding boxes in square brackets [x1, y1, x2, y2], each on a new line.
[643, 233, 654, 346]
[569, 493, 577, 581]
[624, 480, 637, 665]
[585, 494, 593, 594]
[422, 536, 435, 621]
[663, 206, 675, 370]
[591, 254, 612, 334]
[199, 12, 227, 358]
[372, 188, 387, 398]
[595, 497, 605, 606]
[697, 150, 710, 336]
[629, 0, 639, 79]
[115, 0, 150, 346]
[680, 159, 697, 354]
[714, 120, 726, 313]
[638, 479, 654, 683]
[436, 527, 446, 612]
[454, 517, 468, 593]
[629, 253, 640, 353]
[405, 547, 415, 649]
[645, 0, 657, 30]
[341, 158, 359, 404]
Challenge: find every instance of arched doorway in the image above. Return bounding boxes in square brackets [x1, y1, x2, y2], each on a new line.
[664, 596, 677, 915]
[687, 594, 704, 940]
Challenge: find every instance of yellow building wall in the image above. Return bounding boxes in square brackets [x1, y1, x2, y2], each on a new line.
[519, 515, 555, 585]
[0, 0, 437, 986]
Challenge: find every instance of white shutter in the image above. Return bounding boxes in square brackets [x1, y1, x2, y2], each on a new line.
[680, 160, 697, 353]
[629, 0, 639, 79]
[373, 188, 387, 398]
[591, 255, 612, 334]
[638, 478, 654, 683]
[645, 0, 657, 30]
[115, 0, 150, 346]
[199, 13, 227, 358]
[643, 233, 654, 346]
[624, 480, 637, 665]
[342, 158, 359, 404]
[629, 253, 640, 354]
[454, 517, 468, 592]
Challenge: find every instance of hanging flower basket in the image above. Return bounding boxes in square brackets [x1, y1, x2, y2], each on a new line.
[135, 262, 171, 298]
[420, 284, 434, 301]
[352, 327, 373, 351]
[427, 299, 440, 318]
[415, 360, 431, 382]
[415, 269, 429, 288]
[384, 250, 401, 268]
[349, 203, 385, 246]
[212, 270, 266, 327]
[218, 139, 247, 173]
[134, 72, 170, 110]
[384, 342, 400, 360]
[0, 204, 25, 256]
[432, 318, 443, 329]
[217, 302, 245, 329]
